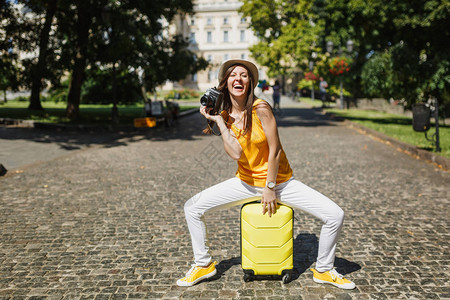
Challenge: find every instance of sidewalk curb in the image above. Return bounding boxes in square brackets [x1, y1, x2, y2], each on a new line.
[178, 107, 199, 117]
[324, 112, 449, 171]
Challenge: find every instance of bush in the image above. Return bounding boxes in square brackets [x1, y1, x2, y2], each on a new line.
[297, 78, 315, 90]
[15, 96, 29, 102]
[328, 85, 351, 97]
[42, 79, 70, 103]
[361, 51, 394, 100]
[164, 89, 200, 100]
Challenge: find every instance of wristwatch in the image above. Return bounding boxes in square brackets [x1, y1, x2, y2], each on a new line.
[266, 181, 276, 189]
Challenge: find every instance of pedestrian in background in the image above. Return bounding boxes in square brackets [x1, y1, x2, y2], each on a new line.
[319, 77, 328, 107]
[177, 59, 356, 290]
[272, 80, 281, 111]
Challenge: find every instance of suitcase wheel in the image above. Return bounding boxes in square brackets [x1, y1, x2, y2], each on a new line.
[243, 273, 253, 282]
[282, 272, 292, 284]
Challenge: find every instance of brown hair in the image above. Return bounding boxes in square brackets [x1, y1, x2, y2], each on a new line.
[203, 64, 257, 135]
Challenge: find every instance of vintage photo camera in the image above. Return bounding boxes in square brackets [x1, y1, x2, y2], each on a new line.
[200, 87, 223, 114]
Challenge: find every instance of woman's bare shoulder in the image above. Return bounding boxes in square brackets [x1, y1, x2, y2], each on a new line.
[255, 99, 273, 118]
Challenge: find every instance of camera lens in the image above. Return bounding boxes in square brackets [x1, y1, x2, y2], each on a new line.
[200, 95, 208, 106]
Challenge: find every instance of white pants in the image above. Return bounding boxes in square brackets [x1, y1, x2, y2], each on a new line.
[184, 177, 344, 273]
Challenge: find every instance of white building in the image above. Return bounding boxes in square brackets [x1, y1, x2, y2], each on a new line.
[166, 0, 267, 92]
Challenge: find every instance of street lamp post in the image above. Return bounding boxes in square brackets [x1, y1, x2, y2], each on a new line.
[327, 40, 353, 109]
[111, 63, 118, 124]
[430, 97, 442, 152]
[309, 52, 317, 102]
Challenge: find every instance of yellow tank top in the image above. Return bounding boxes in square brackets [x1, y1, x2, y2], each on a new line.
[225, 99, 293, 187]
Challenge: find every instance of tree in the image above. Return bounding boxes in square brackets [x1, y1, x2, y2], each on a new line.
[57, 0, 203, 120]
[1, 0, 64, 109]
[26, 0, 58, 110]
[0, 2, 21, 100]
[0, 1, 35, 98]
[240, 0, 319, 78]
[63, 1, 94, 120]
[3, 0, 205, 120]
[241, 0, 449, 108]
[356, 0, 450, 106]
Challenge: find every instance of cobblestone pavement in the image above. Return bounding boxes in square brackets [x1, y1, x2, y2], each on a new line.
[0, 98, 449, 299]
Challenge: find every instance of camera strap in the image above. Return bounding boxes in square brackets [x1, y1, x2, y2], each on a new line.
[207, 122, 221, 136]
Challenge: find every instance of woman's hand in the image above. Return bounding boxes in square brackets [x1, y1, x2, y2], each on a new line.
[262, 187, 277, 217]
[199, 105, 222, 123]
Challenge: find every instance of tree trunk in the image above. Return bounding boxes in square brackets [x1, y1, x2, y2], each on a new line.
[28, 0, 58, 111]
[66, 4, 91, 120]
[66, 57, 84, 120]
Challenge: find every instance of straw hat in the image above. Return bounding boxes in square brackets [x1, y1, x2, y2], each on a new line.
[218, 59, 259, 85]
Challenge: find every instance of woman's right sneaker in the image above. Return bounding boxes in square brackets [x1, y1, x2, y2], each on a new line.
[177, 261, 218, 287]
[311, 268, 356, 289]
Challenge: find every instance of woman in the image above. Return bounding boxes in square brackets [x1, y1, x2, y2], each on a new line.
[177, 59, 355, 290]
[272, 80, 281, 111]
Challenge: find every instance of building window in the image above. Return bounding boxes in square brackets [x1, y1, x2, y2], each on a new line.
[192, 73, 197, 82]
[207, 31, 212, 43]
[240, 17, 247, 24]
[208, 70, 214, 82]
[207, 55, 213, 62]
[224, 54, 229, 61]
[240, 30, 245, 42]
[241, 53, 246, 59]
[223, 17, 228, 25]
[190, 32, 196, 43]
[190, 18, 195, 26]
[223, 31, 229, 42]
[207, 18, 212, 25]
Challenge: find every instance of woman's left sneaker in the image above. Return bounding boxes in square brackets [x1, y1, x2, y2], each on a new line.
[177, 261, 218, 287]
[311, 268, 356, 289]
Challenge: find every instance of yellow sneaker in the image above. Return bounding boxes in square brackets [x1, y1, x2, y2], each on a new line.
[177, 261, 218, 287]
[311, 268, 356, 290]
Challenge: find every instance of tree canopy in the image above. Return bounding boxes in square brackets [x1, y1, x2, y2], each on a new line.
[1, 0, 207, 119]
[240, 0, 450, 107]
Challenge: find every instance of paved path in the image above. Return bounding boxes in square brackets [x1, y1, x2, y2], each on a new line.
[0, 127, 131, 171]
[0, 96, 449, 299]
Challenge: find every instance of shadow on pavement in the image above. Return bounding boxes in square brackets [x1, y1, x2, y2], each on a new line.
[215, 256, 241, 277]
[292, 233, 361, 277]
[0, 114, 204, 152]
[335, 257, 362, 276]
[274, 108, 339, 128]
[0, 126, 130, 150]
[292, 233, 318, 279]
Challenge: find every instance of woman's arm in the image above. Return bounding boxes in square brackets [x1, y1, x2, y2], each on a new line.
[200, 106, 243, 161]
[256, 101, 282, 217]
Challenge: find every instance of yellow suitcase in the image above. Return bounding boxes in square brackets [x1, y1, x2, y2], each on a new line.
[241, 198, 294, 283]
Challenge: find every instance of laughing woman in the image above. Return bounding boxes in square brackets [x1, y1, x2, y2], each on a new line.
[176, 59, 355, 290]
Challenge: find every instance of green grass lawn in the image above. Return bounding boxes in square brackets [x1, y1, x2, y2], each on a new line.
[0, 100, 197, 126]
[297, 97, 324, 108]
[326, 108, 450, 159]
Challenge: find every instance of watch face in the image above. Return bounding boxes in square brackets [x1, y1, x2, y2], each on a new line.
[267, 181, 276, 189]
